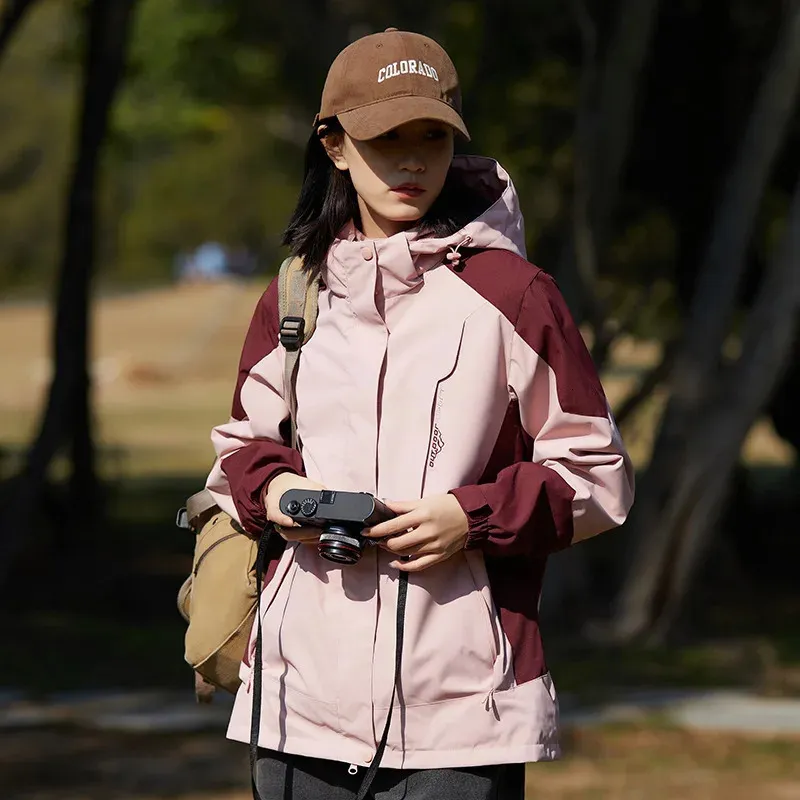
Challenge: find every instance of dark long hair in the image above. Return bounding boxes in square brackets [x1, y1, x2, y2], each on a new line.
[282, 118, 485, 279]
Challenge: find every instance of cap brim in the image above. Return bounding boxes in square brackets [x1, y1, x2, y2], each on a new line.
[337, 96, 470, 142]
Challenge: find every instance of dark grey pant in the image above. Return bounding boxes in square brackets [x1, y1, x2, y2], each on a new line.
[254, 749, 526, 799]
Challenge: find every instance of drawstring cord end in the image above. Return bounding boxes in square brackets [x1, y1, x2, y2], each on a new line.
[445, 235, 472, 269]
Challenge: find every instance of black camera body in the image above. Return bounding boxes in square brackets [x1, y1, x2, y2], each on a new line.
[278, 489, 395, 565]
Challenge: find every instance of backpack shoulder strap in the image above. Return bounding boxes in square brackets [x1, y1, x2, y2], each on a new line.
[277, 256, 318, 450]
[278, 256, 317, 347]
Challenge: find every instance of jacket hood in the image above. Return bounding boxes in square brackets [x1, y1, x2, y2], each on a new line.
[326, 157, 526, 299]
[406, 156, 527, 260]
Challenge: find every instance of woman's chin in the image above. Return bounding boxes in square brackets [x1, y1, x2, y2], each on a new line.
[383, 203, 427, 224]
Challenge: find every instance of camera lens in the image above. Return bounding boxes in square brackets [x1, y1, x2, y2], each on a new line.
[286, 500, 301, 515]
[318, 524, 364, 565]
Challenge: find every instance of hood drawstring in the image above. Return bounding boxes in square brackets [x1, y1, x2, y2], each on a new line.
[446, 235, 472, 269]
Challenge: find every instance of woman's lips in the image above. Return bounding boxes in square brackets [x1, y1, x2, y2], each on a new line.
[391, 184, 426, 199]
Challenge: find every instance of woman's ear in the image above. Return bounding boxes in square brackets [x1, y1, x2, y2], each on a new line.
[319, 126, 348, 172]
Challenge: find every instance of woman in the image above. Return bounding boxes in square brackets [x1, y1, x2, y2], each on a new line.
[206, 27, 634, 800]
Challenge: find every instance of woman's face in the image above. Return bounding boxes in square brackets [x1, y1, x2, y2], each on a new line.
[324, 119, 455, 238]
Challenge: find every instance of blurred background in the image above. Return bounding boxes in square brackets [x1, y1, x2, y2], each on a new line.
[1, 0, 799, 798]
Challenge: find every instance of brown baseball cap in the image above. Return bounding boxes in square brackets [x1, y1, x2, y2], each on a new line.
[317, 28, 470, 141]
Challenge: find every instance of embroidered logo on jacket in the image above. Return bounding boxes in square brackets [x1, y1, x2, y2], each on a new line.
[427, 390, 446, 469]
[428, 424, 445, 468]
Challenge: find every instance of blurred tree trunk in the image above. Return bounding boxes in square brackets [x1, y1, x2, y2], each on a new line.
[0, 0, 38, 64]
[542, 0, 661, 625]
[614, 338, 677, 429]
[559, 0, 662, 363]
[0, 0, 137, 588]
[606, 0, 800, 642]
[650, 177, 800, 638]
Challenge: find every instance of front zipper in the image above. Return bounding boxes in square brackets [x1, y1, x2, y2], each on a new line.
[193, 532, 239, 575]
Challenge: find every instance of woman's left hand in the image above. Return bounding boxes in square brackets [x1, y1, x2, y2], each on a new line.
[364, 495, 470, 572]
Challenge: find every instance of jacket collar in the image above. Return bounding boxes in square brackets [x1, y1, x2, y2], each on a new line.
[322, 156, 525, 301]
[326, 224, 440, 300]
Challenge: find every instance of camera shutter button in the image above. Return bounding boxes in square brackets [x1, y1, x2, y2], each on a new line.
[300, 498, 318, 517]
[286, 500, 301, 515]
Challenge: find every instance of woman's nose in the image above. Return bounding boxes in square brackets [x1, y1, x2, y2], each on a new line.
[398, 152, 425, 172]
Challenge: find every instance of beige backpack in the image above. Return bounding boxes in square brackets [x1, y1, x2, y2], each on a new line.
[176, 256, 318, 700]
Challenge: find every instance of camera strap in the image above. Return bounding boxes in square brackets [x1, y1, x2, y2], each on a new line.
[248, 526, 409, 800]
[249, 525, 273, 800]
[355, 570, 408, 800]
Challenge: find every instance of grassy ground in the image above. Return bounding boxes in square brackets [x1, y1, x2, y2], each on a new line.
[3, 724, 800, 799]
[529, 724, 800, 800]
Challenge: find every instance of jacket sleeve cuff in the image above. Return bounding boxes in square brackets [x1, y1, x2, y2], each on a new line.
[449, 484, 492, 550]
[221, 447, 305, 536]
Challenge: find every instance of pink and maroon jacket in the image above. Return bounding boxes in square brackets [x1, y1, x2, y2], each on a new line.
[206, 156, 634, 770]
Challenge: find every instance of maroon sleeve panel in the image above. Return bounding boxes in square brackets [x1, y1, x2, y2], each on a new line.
[517, 271, 608, 418]
[232, 279, 281, 420]
[450, 464, 576, 557]
[220, 433, 305, 536]
[451, 268, 633, 556]
[210, 277, 305, 536]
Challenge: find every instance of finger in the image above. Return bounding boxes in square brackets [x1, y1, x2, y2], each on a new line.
[382, 499, 421, 515]
[278, 526, 320, 542]
[379, 527, 438, 555]
[382, 538, 440, 558]
[281, 532, 319, 543]
[365, 509, 426, 539]
[392, 552, 445, 572]
[267, 505, 298, 529]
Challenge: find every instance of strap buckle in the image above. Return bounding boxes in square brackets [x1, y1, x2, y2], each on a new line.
[279, 316, 305, 351]
[175, 507, 190, 530]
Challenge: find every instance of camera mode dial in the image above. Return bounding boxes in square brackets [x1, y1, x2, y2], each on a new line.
[300, 498, 318, 517]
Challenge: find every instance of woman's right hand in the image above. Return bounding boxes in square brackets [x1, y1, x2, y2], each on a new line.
[264, 472, 326, 545]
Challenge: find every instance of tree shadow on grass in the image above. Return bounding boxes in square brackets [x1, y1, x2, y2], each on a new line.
[1, 728, 250, 800]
